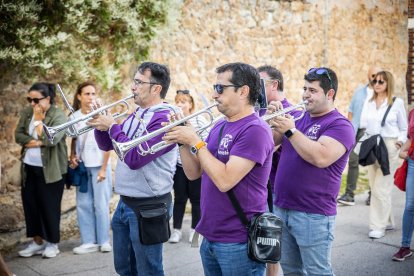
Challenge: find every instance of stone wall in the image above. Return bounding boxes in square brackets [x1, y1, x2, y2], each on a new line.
[0, 0, 409, 251]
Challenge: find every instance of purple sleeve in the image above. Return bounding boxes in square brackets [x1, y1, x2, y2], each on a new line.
[323, 118, 355, 151]
[110, 111, 175, 170]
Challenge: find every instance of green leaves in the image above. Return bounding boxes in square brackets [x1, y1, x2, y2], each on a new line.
[0, 0, 169, 93]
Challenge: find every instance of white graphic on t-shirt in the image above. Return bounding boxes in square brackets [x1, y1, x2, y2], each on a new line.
[306, 124, 321, 140]
[218, 134, 232, 156]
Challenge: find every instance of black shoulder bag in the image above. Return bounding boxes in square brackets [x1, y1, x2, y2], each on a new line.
[217, 124, 283, 263]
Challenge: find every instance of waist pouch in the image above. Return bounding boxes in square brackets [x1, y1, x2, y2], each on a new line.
[121, 193, 171, 245]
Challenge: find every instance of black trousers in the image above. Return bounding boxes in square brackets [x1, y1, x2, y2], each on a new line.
[22, 164, 65, 243]
[172, 165, 201, 229]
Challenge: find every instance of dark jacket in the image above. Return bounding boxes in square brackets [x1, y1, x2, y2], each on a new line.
[358, 134, 390, 175]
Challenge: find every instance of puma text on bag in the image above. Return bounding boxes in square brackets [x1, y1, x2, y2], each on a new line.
[248, 212, 283, 263]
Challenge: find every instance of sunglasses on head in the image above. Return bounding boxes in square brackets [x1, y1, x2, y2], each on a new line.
[27, 97, 46, 104]
[213, 84, 241, 94]
[371, 79, 385, 85]
[308, 67, 334, 89]
[176, 90, 190, 94]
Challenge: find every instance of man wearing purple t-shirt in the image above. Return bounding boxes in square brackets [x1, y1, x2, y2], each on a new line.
[87, 62, 178, 275]
[164, 63, 274, 275]
[269, 67, 355, 275]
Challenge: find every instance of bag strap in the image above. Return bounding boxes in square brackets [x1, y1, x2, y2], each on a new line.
[381, 97, 396, 127]
[215, 122, 250, 227]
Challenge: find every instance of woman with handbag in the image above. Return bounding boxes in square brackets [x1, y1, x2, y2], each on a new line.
[69, 81, 113, 254]
[360, 71, 408, 239]
[392, 108, 414, 261]
[15, 83, 67, 258]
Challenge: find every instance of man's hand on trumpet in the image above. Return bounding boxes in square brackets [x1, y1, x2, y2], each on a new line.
[162, 112, 200, 147]
[86, 98, 116, 131]
[266, 100, 284, 115]
[268, 113, 295, 135]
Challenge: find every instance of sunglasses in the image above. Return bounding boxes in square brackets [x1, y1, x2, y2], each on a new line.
[27, 97, 46, 104]
[308, 68, 334, 89]
[371, 79, 386, 85]
[133, 79, 158, 86]
[176, 90, 190, 94]
[213, 84, 241, 94]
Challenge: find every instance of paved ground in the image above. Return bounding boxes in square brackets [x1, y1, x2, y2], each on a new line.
[4, 187, 414, 276]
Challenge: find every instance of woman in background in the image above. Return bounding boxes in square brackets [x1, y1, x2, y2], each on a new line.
[360, 71, 407, 239]
[392, 107, 414, 261]
[15, 83, 67, 258]
[169, 90, 209, 244]
[69, 81, 112, 254]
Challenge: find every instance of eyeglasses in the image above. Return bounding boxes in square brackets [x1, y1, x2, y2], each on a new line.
[371, 79, 386, 85]
[133, 79, 158, 86]
[27, 97, 46, 104]
[262, 78, 279, 84]
[176, 90, 190, 94]
[213, 84, 241, 94]
[308, 68, 334, 89]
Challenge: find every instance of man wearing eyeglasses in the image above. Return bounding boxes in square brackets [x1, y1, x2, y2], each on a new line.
[269, 67, 355, 275]
[338, 66, 382, 206]
[163, 62, 274, 275]
[88, 62, 178, 275]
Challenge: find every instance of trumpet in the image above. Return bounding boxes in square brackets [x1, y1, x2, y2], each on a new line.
[112, 102, 218, 161]
[43, 94, 134, 143]
[262, 101, 308, 122]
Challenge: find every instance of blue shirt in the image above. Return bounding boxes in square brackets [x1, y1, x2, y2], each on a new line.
[348, 84, 369, 133]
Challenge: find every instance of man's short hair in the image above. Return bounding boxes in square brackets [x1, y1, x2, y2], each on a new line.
[257, 65, 284, 92]
[304, 67, 338, 100]
[137, 62, 171, 99]
[216, 62, 260, 106]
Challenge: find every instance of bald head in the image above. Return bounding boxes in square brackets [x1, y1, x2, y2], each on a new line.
[367, 66, 382, 83]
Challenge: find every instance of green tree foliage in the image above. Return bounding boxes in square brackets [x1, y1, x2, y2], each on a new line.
[0, 0, 169, 92]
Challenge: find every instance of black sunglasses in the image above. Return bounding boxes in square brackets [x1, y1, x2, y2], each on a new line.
[213, 84, 241, 94]
[308, 67, 334, 89]
[27, 97, 46, 104]
[176, 90, 190, 94]
[371, 79, 386, 85]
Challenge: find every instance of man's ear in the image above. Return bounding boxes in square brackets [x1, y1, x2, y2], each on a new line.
[239, 85, 250, 100]
[327, 89, 336, 100]
[151, 84, 162, 97]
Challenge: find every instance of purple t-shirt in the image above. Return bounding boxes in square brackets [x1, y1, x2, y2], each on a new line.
[274, 109, 355, 216]
[196, 113, 274, 243]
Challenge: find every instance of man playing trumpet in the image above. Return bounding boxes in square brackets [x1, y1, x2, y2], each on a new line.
[163, 62, 274, 275]
[87, 62, 178, 275]
[269, 67, 355, 275]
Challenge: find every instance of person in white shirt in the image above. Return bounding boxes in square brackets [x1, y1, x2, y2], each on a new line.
[360, 71, 408, 239]
[169, 90, 209, 244]
[69, 81, 113, 254]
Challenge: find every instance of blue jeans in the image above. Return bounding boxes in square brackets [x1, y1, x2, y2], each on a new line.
[199, 238, 265, 276]
[273, 206, 335, 276]
[76, 164, 112, 245]
[402, 158, 414, 247]
[112, 199, 167, 276]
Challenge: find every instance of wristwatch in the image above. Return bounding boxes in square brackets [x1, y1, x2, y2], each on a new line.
[190, 141, 207, 155]
[284, 127, 297, 139]
[33, 121, 43, 127]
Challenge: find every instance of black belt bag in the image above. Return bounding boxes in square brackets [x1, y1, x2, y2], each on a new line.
[122, 193, 171, 245]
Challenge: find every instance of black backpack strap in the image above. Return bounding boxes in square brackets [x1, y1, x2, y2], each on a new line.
[227, 190, 249, 226]
[381, 97, 396, 127]
[267, 180, 273, 212]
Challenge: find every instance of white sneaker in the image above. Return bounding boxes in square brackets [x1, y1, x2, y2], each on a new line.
[18, 241, 46, 257]
[100, 242, 112, 253]
[42, 243, 60, 258]
[73, 243, 99, 255]
[168, 229, 182, 243]
[369, 230, 385, 239]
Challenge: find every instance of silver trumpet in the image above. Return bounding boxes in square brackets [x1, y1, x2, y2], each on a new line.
[43, 94, 134, 143]
[262, 100, 308, 122]
[112, 102, 218, 161]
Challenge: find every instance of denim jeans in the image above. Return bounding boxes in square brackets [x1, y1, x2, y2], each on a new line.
[76, 164, 112, 245]
[199, 238, 265, 276]
[402, 158, 414, 247]
[273, 206, 335, 276]
[112, 199, 168, 276]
